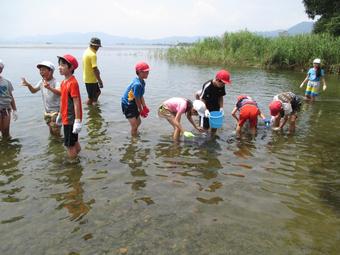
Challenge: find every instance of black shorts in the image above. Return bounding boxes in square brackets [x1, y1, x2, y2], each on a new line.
[121, 102, 140, 119]
[63, 124, 78, 147]
[85, 83, 101, 100]
[199, 116, 210, 129]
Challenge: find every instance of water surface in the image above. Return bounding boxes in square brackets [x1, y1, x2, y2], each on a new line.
[0, 45, 339, 255]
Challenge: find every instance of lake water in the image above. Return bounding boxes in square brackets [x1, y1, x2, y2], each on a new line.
[0, 45, 339, 255]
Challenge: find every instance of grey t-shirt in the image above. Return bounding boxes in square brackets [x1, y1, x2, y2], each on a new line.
[0, 77, 14, 109]
[34, 78, 60, 113]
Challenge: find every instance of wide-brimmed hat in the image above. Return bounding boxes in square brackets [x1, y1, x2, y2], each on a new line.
[37, 61, 55, 71]
[90, 37, 102, 47]
[193, 100, 206, 117]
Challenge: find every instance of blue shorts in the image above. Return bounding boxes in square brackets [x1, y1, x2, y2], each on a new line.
[63, 124, 78, 147]
[121, 102, 140, 119]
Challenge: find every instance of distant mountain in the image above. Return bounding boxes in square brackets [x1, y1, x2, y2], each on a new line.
[256, 21, 314, 37]
[0, 22, 314, 45]
[0, 32, 204, 46]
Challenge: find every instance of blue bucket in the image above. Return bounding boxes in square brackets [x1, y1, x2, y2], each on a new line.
[209, 111, 224, 128]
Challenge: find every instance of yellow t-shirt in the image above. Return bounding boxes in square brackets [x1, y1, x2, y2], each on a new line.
[82, 47, 98, 83]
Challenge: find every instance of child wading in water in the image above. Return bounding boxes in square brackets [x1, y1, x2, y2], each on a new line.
[22, 61, 61, 136]
[300, 58, 327, 101]
[121, 61, 150, 137]
[158, 98, 205, 141]
[269, 92, 302, 134]
[0, 60, 17, 139]
[58, 55, 83, 159]
[195, 69, 231, 134]
[231, 95, 268, 138]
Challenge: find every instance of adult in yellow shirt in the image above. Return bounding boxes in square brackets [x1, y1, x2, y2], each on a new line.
[82, 37, 103, 105]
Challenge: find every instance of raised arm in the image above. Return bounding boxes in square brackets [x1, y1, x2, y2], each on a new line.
[21, 78, 40, 93]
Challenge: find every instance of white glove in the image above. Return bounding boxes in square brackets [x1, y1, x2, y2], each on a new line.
[56, 112, 62, 126]
[12, 111, 18, 121]
[72, 119, 82, 134]
[219, 108, 224, 114]
[299, 83, 304, 88]
[204, 109, 210, 117]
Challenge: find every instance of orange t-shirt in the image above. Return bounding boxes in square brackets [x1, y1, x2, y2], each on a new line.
[60, 75, 82, 125]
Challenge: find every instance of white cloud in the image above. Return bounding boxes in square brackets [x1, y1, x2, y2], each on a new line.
[2, 0, 311, 39]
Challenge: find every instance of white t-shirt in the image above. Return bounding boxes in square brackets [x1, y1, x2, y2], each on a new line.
[0, 77, 14, 109]
[34, 78, 60, 113]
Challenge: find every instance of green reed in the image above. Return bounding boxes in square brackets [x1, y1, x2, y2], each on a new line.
[165, 31, 340, 74]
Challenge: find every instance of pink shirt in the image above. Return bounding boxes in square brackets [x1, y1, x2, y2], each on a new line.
[163, 97, 188, 114]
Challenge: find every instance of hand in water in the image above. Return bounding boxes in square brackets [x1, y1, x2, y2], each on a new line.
[183, 131, 195, 138]
[12, 111, 18, 121]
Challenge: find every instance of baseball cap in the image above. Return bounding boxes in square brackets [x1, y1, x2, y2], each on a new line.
[193, 100, 206, 117]
[313, 58, 321, 64]
[269, 101, 282, 116]
[135, 61, 150, 72]
[0, 59, 4, 69]
[216, 69, 231, 84]
[37, 61, 55, 71]
[57, 54, 78, 70]
[90, 37, 102, 47]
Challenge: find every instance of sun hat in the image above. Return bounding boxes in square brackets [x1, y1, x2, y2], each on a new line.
[269, 101, 282, 116]
[193, 100, 206, 117]
[0, 59, 4, 69]
[90, 37, 102, 47]
[57, 54, 78, 70]
[37, 61, 55, 71]
[313, 58, 321, 64]
[135, 61, 150, 72]
[215, 69, 231, 84]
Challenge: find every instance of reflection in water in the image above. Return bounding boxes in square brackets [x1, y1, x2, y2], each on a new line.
[85, 105, 110, 150]
[49, 163, 94, 221]
[154, 136, 225, 205]
[0, 138, 22, 204]
[120, 138, 152, 199]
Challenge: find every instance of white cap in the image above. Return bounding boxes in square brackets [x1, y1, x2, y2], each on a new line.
[0, 59, 4, 69]
[313, 58, 321, 64]
[193, 100, 206, 117]
[37, 61, 55, 71]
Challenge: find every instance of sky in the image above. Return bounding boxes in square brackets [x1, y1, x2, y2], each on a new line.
[2, 0, 312, 39]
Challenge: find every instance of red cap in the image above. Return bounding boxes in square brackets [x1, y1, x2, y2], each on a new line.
[58, 54, 78, 70]
[269, 101, 282, 116]
[216, 69, 231, 84]
[135, 61, 150, 72]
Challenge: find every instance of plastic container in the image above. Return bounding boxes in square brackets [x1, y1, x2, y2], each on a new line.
[209, 111, 224, 128]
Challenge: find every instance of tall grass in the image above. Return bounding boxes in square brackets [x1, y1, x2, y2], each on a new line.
[166, 31, 340, 74]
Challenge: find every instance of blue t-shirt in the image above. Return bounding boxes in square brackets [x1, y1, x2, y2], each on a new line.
[121, 77, 145, 105]
[308, 68, 324, 82]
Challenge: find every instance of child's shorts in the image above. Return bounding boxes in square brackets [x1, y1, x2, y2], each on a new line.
[305, 81, 320, 97]
[85, 83, 101, 100]
[0, 108, 10, 118]
[44, 112, 58, 125]
[239, 105, 260, 128]
[63, 124, 78, 147]
[121, 102, 140, 119]
[158, 105, 175, 119]
[44, 112, 60, 133]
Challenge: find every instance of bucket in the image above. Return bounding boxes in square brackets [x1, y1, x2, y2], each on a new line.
[209, 111, 224, 128]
